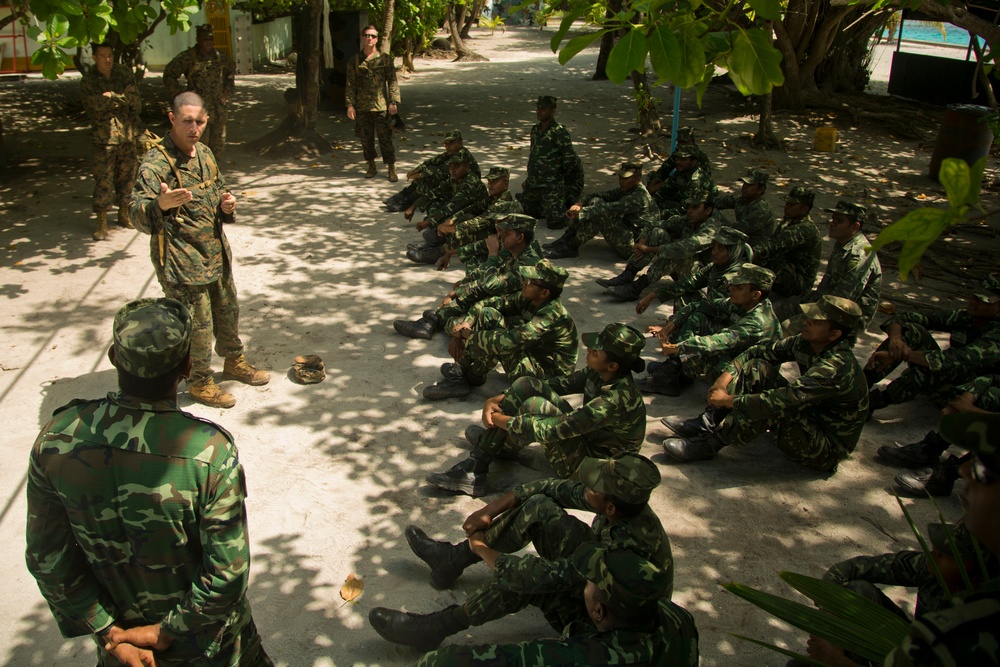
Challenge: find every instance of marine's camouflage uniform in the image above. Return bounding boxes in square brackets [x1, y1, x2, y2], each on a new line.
[958, 374, 1000, 410]
[447, 190, 523, 254]
[410, 150, 483, 210]
[163, 47, 235, 155]
[475, 369, 646, 477]
[519, 120, 584, 228]
[823, 551, 951, 621]
[713, 192, 776, 250]
[80, 63, 141, 214]
[129, 134, 246, 385]
[650, 166, 715, 218]
[344, 49, 400, 165]
[25, 392, 272, 666]
[649, 237, 752, 309]
[565, 183, 659, 258]
[648, 145, 712, 182]
[717, 336, 869, 471]
[637, 210, 725, 286]
[424, 170, 490, 224]
[754, 214, 822, 297]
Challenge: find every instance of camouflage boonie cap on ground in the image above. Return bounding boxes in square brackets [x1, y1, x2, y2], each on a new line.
[972, 274, 1000, 304]
[292, 355, 325, 385]
[578, 452, 661, 504]
[113, 298, 192, 378]
[582, 323, 645, 362]
[715, 226, 748, 247]
[485, 166, 510, 181]
[519, 259, 568, 290]
[196, 24, 214, 37]
[616, 162, 642, 178]
[940, 413, 1000, 458]
[673, 144, 697, 159]
[572, 544, 669, 615]
[443, 129, 463, 143]
[825, 200, 866, 221]
[536, 95, 558, 108]
[928, 521, 980, 561]
[783, 185, 816, 206]
[740, 169, 769, 186]
[495, 213, 536, 233]
[726, 263, 776, 290]
[686, 188, 713, 207]
[449, 148, 472, 164]
[800, 295, 862, 330]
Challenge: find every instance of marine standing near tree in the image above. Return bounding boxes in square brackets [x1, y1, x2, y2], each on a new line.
[80, 42, 141, 241]
[163, 24, 235, 156]
[345, 24, 400, 181]
[130, 92, 269, 409]
[518, 95, 584, 230]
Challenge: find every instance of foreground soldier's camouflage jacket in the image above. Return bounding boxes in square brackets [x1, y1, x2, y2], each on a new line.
[713, 193, 776, 250]
[671, 297, 780, 371]
[579, 183, 659, 233]
[824, 551, 949, 619]
[452, 242, 543, 308]
[425, 171, 489, 223]
[753, 214, 822, 296]
[507, 368, 646, 455]
[130, 134, 233, 285]
[80, 64, 141, 145]
[344, 49, 400, 112]
[809, 231, 882, 326]
[525, 120, 584, 197]
[163, 47, 235, 106]
[25, 393, 255, 662]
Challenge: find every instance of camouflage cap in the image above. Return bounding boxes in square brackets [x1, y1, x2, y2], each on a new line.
[578, 452, 661, 504]
[495, 212, 536, 233]
[519, 259, 568, 290]
[939, 413, 1000, 459]
[536, 95, 558, 108]
[685, 188, 713, 207]
[726, 262, 776, 290]
[715, 226, 748, 247]
[112, 298, 192, 378]
[449, 147, 472, 164]
[443, 129, 463, 143]
[783, 185, 816, 206]
[485, 166, 510, 181]
[740, 168, 769, 186]
[800, 295, 862, 330]
[572, 544, 669, 615]
[928, 521, 980, 561]
[582, 322, 645, 362]
[616, 162, 642, 178]
[972, 274, 1000, 304]
[196, 23, 214, 37]
[675, 126, 695, 143]
[673, 144, 698, 159]
[825, 200, 866, 221]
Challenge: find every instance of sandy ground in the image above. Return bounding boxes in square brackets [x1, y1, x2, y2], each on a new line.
[1, 27, 996, 666]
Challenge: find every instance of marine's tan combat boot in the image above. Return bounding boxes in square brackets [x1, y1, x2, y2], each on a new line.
[118, 204, 133, 228]
[223, 354, 271, 385]
[365, 160, 377, 178]
[189, 378, 236, 408]
[92, 211, 108, 241]
[387, 164, 398, 182]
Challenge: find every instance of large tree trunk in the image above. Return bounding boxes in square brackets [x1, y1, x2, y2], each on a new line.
[380, 0, 395, 56]
[631, 69, 660, 135]
[447, 3, 488, 62]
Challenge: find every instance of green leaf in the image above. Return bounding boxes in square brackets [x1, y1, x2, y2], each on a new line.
[648, 25, 681, 84]
[694, 63, 715, 107]
[731, 635, 829, 666]
[938, 158, 971, 208]
[747, 0, 782, 21]
[48, 13, 70, 36]
[550, 4, 591, 53]
[673, 26, 707, 88]
[558, 29, 606, 66]
[606, 28, 648, 84]
[726, 27, 784, 95]
[88, 14, 108, 38]
[58, 1, 82, 16]
[868, 207, 961, 279]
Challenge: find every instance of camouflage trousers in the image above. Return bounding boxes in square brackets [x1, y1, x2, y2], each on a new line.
[674, 312, 728, 380]
[463, 493, 594, 629]
[477, 376, 630, 478]
[92, 141, 137, 213]
[627, 225, 695, 285]
[160, 273, 244, 385]
[94, 615, 273, 666]
[203, 102, 227, 157]
[717, 358, 849, 471]
[518, 185, 568, 230]
[565, 197, 637, 259]
[460, 307, 550, 380]
[355, 109, 395, 164]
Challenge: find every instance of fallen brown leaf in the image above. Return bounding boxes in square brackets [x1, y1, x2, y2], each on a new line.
[340, 573, 364, 604]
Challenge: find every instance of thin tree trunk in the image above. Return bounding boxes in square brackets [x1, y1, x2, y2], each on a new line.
[752, 93, 783, 149]
[447, 3, 488, 62]
[631, 69, 660, 135]
[380, 0, 395, 56]
[461, 0, 485, 38]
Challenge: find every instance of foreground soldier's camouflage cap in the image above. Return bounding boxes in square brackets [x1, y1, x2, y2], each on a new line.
[715, 226, 748, 246]
[800, 295, 862, 330]
[972, 274, 1000, 304]
[519, 259, 568, 289]
[616, 162, 642, 178]
[782, 185, 816, 206]
[740, 168, 769, 186]
[112, 298, 192, 378]
[443, 129, 463, 143]
[686, 188, 713, 207]
[578, 452, 661, 504]
[940, 412, 1000, 458]
[825, 200, 866, 221]
[726, 262, 775, 290]
[536, 95, 558, 108]
[496, 213, 536, 233]
[928, 521, 981, 561]
[673, 144, 698, 158]
[572, 544, 669, 614]
[582, 322, 645, 361]
[485, 166, 510, 180]
[449, 148, 472, 164]
[196, 24, 214, 37]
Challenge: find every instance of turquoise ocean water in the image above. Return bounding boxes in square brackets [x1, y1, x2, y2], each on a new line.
[883, 21, 971, 45]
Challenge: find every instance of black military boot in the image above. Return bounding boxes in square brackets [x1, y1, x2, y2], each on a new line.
[406, 245, 445, 264]
[867, 389, 889, 419]
[368, 604, 469, 651]
[440, 363, 487, 386]
[404, 525, 479, 589]
[426, 448, 492, 496]
[595, 264, 637, 288]
[464, 424, 486, 447]
[662, 431, 726, 462]
[661, 406, 729, 439]
[876, 431, 949, 469]
[424, 364, 485, 400]
[606, 275, 650, 301]
[393, 312, 438, 340]
[636, 357, 691, 396]
[892, 456, 963, 498]
[384, 187, 417, 212]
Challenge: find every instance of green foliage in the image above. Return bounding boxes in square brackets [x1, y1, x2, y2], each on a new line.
[479, 14, 506, 35]
[366, 0, 448, 53]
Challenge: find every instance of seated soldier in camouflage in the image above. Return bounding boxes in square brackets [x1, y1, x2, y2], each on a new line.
[426, 323, 647, 497]
[600, 189, 725, 302]
[663, 296, 868, 472]
[713, 168, 775, 249]
[635, 226, 753, 315]
[421, 261, 578, 400]
[404, 150, 490, 263]
[415, 544, 699, 667]
[639, 263, 780, 397]
[645, 144, 715, 218]
[383, 130, 480, 214]
[369, 453, 672, 653]
[753, 184, 822, 300]
[393, 214, 542, 341]
[647, 126, 712, 184]
[542, 162, 659, 260]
